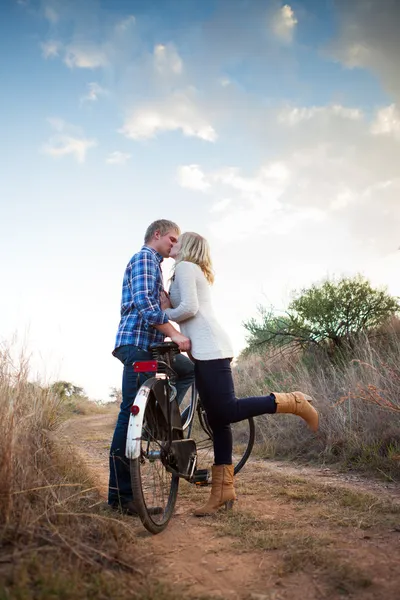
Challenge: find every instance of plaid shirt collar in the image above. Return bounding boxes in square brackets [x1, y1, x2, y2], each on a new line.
[142, 244, 164, 265]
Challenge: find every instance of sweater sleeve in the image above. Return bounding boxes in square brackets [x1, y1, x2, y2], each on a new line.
[165, 262, 199, 323]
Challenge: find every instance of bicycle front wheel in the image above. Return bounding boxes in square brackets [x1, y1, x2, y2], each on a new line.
[181, 389, 255, 475]
[196, 412, 255, 475]
[130, 383, 179, 534]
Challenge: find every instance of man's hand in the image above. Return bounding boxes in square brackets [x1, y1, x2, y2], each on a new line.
[160, 290, 172, 310]
[170, 331, 191, 352]
[154, 322, 191, 352]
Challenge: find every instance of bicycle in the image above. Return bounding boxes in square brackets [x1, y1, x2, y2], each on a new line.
[126, 341, 255, 534]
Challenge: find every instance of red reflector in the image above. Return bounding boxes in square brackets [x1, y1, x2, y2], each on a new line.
[133, 361, 158, 373]
[131, 404, 140, 415]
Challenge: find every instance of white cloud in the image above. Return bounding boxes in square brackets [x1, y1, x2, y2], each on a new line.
[115, 14, 136, 31]
[338, 43, 370, 69]
[210, 198, 232, 213]
[330, 0, 400, 104]
[42, 119, 97, 163]
[181, 161, 290, 211]
[64, 45, 108, 69]
[44, 5, 59, 23]
[46, 117, 66, 132]
[41, 40, 61, 59]
[177, 161, 293, 240]
[43, 137, 97, 162]
[106, 151, 131, 165]
[271, 4, 298, 43]
[213, 162, 290, 196]
[40, 39, 109, 70]
[80, 82, 108, 103]
[177, 102, 400, 256]
[154, 43, 183, 76]
[177, 165, 210, 191]
[371, 104, 400, 139]
[120, 90, 216, 142]
[330, 189, 355, 211]
[278, 104, 363, 126]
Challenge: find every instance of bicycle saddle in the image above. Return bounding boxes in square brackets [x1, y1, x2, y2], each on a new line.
[149, 341, 179, 352]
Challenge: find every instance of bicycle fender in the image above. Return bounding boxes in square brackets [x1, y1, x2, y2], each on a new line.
[125, 383, 152, 460]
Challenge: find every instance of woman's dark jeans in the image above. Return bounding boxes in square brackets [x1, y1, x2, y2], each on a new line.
[194, 358, 276, 465]
[108, 345, 195, 506]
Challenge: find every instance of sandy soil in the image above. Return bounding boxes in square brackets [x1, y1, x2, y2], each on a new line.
[59, 411, 400, 600]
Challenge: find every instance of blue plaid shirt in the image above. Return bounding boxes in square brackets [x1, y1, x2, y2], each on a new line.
[114, 245, 168, 351]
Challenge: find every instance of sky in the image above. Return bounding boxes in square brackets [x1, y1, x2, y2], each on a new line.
[1, 0, 400, 401]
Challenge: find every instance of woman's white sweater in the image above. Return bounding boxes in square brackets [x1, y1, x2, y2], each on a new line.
[165, 261, 234, 361]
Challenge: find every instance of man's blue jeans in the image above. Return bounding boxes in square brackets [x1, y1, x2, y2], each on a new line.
[108, 345, 195, 505]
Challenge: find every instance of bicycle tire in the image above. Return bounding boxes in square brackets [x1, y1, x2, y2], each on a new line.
[232, 416, 255, 474]
[129, 382, 179, 534]
[181, 385, 255, 475]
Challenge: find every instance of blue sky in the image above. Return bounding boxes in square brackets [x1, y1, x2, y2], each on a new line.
[1, 0, 400, 400]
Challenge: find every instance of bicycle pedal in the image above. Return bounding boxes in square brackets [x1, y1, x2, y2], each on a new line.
[192, 468, 210, 485]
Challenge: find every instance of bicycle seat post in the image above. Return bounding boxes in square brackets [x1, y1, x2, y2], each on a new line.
[149, 342, 180, 384]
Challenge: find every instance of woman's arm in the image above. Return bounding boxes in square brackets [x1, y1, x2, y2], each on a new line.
[165, 262, 199, 323]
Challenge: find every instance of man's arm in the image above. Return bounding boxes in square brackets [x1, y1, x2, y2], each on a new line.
[131, 252, 168, 326]
[131, 252, 191, 352]
[154, 322, 191, 352]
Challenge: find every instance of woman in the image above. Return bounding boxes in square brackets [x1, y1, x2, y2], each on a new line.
[162, 232, 318, 516]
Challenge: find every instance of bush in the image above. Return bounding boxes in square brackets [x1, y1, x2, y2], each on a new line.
[244, 275, 400, 356]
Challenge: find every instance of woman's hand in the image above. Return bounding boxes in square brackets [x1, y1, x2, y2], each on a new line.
[160, 290, 172, 310]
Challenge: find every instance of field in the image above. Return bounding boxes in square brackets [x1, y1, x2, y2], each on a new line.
[1, 337, 399, 599]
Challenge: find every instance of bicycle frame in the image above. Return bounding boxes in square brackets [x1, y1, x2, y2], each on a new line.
[181, 383, 199, 434]
[126, 359, 198, 481]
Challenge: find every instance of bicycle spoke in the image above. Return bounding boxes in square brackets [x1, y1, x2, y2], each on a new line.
[130, 388, 179, 533]
[191, 416, 255, 475]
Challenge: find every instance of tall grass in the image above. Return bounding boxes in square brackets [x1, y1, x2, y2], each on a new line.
[0, 345, 151, 599]
[233, 328, 400, 478]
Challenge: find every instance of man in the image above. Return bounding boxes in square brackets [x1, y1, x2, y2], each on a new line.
[109, 219, 194, 514]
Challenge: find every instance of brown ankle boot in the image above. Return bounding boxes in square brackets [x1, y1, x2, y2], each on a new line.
[193, 464, 236, 517]
[274, 391, 319, 431]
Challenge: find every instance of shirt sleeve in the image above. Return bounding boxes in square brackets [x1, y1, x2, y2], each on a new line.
[165, 262, 199, 323]
[131, 252, 168, 326]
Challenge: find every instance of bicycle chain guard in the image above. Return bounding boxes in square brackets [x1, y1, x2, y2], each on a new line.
[167, 439, 197, 480]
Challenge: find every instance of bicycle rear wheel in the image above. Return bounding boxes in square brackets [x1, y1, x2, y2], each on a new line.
[130, 382, 179, 534]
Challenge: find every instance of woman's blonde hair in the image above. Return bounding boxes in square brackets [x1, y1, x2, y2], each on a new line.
[175, 232, 214, 284]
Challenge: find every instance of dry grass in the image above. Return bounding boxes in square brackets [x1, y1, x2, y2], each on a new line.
[60, 393, 113, 417]
[234, 328, 400, 478]
[214, 509, 372, 595]
[0, 344, 177, 599]
[242, 469, 400, 529]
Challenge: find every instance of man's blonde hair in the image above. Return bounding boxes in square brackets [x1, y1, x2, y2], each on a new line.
[144, 219, 180, 243]
[175, 232, 214, 284]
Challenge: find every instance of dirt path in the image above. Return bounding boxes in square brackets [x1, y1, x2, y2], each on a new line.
[59, 411, 400, 600]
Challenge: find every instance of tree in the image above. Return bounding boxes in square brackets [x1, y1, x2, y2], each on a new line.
[50, 381, 85, 399]
[109, 387, 122, 404]
[244, 276, 400, 355]
[243, 311, 304, 353]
